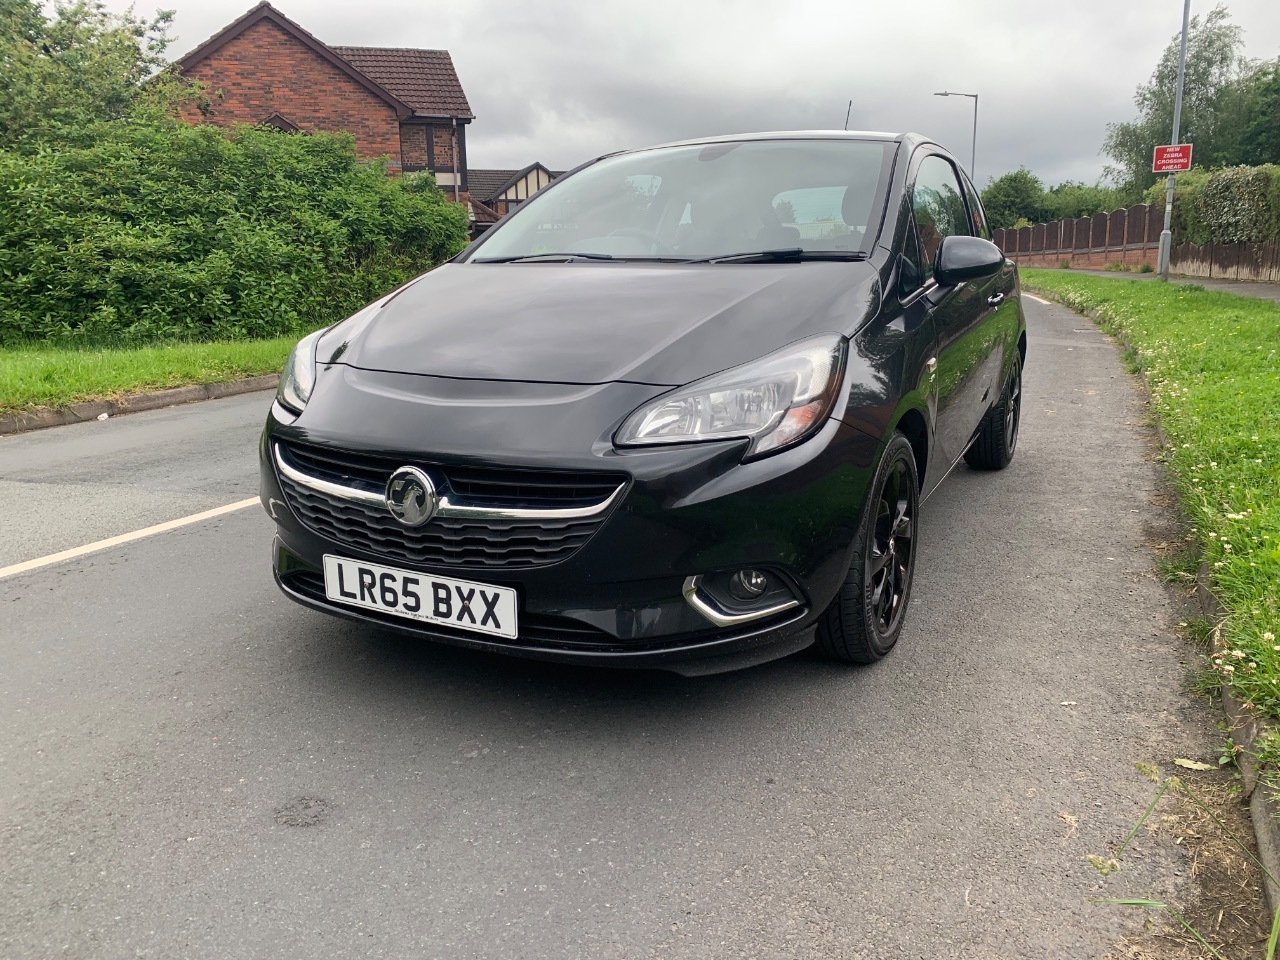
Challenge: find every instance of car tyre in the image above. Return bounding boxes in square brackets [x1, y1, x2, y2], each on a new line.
[964, 354, 1022, 471]
[815, 432, 919, 664]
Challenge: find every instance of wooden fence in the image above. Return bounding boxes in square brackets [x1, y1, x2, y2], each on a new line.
[992, 205, 1280, 282]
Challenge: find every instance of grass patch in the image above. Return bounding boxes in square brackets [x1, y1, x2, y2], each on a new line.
[1180, 616, 1219, 649]
[1156, 546, 1200, 584]
[1022, 269, 1280, 728]
[0, 336, 302, 416]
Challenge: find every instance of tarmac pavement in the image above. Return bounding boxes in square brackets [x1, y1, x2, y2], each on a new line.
[0, 298, 1222, 959]
[1045, 267, 1280, 303]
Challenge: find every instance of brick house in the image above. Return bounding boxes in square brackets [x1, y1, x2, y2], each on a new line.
[174, 2, 473, 196]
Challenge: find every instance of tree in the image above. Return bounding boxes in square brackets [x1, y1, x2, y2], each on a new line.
[0, 0, 189, 150]
[1041, 181, 1131, 221]
[980, 168, 1046, 230]
[1232, 61, 1280, 166]
[1103, 4, 1245, 193]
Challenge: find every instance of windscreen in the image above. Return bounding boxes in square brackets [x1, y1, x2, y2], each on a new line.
[469, 139, 896, 262]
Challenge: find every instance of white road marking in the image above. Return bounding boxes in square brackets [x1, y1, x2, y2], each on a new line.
[1023, 293, 1051, 305]
[0, 497, 260, 581]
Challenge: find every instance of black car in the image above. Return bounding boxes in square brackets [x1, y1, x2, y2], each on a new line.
[260, 131, 1025, 675]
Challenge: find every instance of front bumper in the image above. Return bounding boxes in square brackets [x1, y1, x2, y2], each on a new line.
[261, 375, 883, 675]
[272, 539, 820, 675]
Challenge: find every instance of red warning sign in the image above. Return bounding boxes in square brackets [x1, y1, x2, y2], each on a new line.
[1153, 144, 1193, 173]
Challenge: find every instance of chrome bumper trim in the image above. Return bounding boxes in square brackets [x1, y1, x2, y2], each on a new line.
[272, 443, 625, 521]
[682, 575, 801, 628]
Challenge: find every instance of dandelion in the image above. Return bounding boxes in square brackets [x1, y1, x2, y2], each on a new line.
[1265, 632, 1275, 642]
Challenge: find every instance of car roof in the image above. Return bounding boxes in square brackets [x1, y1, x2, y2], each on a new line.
[634, 130, 928, 153]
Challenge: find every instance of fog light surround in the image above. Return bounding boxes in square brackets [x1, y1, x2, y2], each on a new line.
[682, 572, 802, 628]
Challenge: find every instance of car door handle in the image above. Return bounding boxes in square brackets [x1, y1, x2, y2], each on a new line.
[987, 293, 1005, 307]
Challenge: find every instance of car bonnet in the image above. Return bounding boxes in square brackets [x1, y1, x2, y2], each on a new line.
[318, 260, 881, 387]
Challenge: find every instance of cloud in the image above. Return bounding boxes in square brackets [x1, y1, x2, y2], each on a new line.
[128, 0, 1280, 186]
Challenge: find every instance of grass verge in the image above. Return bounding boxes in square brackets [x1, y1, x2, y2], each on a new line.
[0, 336, 303, 416]
[1021, 269, 1280, 732]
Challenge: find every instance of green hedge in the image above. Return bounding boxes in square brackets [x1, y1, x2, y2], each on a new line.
[0, 122, 471, 344]
[1144, 163, 1280, 244]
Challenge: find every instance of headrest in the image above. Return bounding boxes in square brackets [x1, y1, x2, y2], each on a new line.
[841, 179, 876, 228]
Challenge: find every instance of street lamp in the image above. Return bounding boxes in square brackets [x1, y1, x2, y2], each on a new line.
[934, 91, 979, 183]
[1157, 0, 1192, 280]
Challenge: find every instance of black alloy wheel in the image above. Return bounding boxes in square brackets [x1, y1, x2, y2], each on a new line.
[816, 432, 920, 664]
[964, 354, 1022, 470]
[866, 456, 916, 637]
[1004, 359, 1022, 454]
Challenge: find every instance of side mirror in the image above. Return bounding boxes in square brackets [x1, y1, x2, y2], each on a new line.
[933, 236, 1004, 286]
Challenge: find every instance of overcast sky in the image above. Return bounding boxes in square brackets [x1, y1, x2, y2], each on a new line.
[110, 0, 1280, 186]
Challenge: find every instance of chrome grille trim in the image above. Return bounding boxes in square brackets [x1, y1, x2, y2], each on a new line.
[273, 443, 625, 520]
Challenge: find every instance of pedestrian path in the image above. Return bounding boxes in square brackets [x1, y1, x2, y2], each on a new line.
[1040, 268, 1280, 304]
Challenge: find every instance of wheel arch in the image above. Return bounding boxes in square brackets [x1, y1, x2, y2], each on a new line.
[892, 406, 929, 484]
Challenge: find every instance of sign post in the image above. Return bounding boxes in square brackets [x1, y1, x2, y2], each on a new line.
[1157, 0, 1193, 281]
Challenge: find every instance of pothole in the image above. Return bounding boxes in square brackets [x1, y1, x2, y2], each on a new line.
[274, 796, 332, 827]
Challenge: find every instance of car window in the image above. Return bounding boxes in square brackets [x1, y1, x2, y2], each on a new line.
[773, 186, 862, 244]
[624, 174, 662, 198]
[899, 215, 925, 297]
[911, 155, 971, 280]
[470, 140, 895, 261]
[960, 174, 991, 240]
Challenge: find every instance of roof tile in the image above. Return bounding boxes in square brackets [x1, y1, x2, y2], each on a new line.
[466, 168, 521, 202]
[331, 46, 472, 118]
[469, 198, 502, 224]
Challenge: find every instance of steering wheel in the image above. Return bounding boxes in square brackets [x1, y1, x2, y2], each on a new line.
[608, 227, 669, 253]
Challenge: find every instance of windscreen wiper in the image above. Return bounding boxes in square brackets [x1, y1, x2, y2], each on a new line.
[472, 252, 615, 263]
[687, 248, 866, 264]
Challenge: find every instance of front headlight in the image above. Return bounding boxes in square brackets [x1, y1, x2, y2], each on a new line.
[276, 329, 324, 414]
[615, 334, 847, 458]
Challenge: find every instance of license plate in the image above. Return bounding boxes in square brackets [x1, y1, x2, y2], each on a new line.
[322, 555, 518, 639]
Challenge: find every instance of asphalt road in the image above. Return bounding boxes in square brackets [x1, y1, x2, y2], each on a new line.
[1, 298, 1219, 959]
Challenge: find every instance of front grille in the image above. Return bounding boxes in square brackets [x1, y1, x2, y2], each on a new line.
[280, 440, 625, 510]
[279, 472, 606, 568]
[273, 441, 623, 569]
